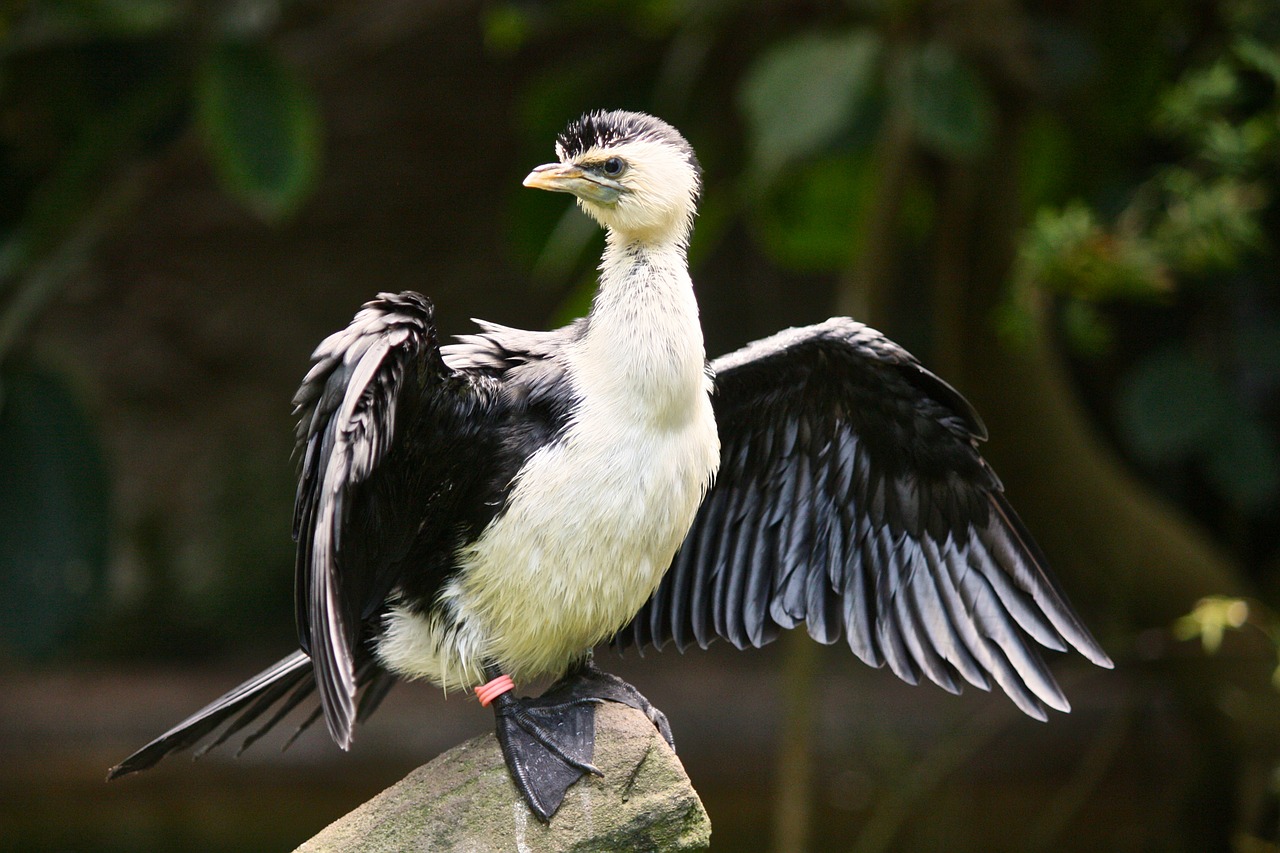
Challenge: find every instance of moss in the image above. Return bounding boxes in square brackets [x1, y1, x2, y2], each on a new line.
[297, 703, 710, 853]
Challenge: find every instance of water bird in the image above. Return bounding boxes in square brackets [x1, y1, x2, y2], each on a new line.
[108, 110, 1112, 820]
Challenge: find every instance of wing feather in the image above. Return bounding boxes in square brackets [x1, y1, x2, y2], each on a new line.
[921, 536, 991, 690]
[689, 486, 726, 649]
[741, 493, 774, 648]
[291, 291, 500, 748]
[841, 504, 879, 666]
[902, 577, 960, 694]
[662, 529, 697, 651]
[619, 318, 1111, 719]
[874, 528, 921, 686]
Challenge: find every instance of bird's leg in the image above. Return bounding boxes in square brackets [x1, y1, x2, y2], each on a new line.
[480, 664, 601, 822]
[539, 650, 675, 750]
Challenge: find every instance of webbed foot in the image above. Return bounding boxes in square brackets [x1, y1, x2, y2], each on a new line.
[541, 659, 675, 750]
[486, 675, 600, 821]
[482, 658, 675, 821]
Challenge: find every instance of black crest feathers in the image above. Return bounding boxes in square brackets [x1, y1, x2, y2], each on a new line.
[555, 110, 702, 183]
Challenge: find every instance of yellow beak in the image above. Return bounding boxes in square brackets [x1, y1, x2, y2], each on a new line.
[523, 163, 623, 204]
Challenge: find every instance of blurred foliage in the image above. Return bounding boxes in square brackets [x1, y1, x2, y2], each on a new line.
[504, 0, 1280, 530]
[1009, 20, 1276, 320]
[1118, 345, 1280, 512]
[0, 2, 320, 289]
[895, 41, 994, 162]
[1017, 203, 1171, 305]
[738, 29, 881, 185]
[1000, 14, 1280, 524]
[196, 39, 321, 219]
[0, 0, 322, 659]
[0, 364, 109, 657]
[0, 0, 1275, 849]
[1074, 24, 1277, 520]
[1176, 596, 1280, 689]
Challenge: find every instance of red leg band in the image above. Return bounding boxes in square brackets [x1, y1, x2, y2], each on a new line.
[476, 674, 515, 707]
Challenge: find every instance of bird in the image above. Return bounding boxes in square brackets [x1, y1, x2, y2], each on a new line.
[108, 109, 1113, 821]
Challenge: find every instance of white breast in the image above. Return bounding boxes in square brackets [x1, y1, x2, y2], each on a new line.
[376, 242, 720, 691]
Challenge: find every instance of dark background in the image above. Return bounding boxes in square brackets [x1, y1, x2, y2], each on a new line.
[1, 1, 1278, 850]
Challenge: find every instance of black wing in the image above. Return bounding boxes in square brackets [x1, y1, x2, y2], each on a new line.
[108, 292, 507, 778]
[291, 291, 504, 747]
[620, 319, 1111, 720]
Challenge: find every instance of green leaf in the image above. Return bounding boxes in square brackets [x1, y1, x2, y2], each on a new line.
[1019, 203, 1170, 301]
[752, 154, 877, 272]
[1235, 37, 1280, 84]
[1116, 347, 1231, 463]
[1174, 596, 1250, 653]
[738, 29, 882, 181]
[1153, 173, 1265, 272]
[1155, 60, 1238, 137]
[896, 42, 994, 160]
[0, 366, 110, 658]
[196, 41, 322, 220]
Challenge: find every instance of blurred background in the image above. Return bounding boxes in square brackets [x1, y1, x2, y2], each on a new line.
[0, 0, 1278, 850]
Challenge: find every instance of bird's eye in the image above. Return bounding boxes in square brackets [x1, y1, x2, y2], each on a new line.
[602, 157, 625, 177]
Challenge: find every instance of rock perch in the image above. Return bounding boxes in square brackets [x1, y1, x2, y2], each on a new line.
[295, 702, 711, 852]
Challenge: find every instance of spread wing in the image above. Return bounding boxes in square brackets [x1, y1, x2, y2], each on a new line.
[619, 319, 1111, 719]
[291, 291, 503, 747]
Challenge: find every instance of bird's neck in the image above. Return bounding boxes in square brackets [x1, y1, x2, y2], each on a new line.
[575, 233, 708, 424]
[597, 230, 690, 293]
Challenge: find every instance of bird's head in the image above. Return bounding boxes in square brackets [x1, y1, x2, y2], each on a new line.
[524, 110, 702, 246]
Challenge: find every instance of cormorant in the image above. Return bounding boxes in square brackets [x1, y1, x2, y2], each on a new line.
[108, 110, 1112, 821]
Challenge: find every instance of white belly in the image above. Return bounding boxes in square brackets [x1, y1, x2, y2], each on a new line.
[377, 237, 715, 691]
[376, 395, 719, 691]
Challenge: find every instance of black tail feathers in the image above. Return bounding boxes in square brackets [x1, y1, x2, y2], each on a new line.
[106, 650, 394, 780]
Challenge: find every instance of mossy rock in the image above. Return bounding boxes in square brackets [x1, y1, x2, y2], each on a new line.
[297, 702, 711, 852]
